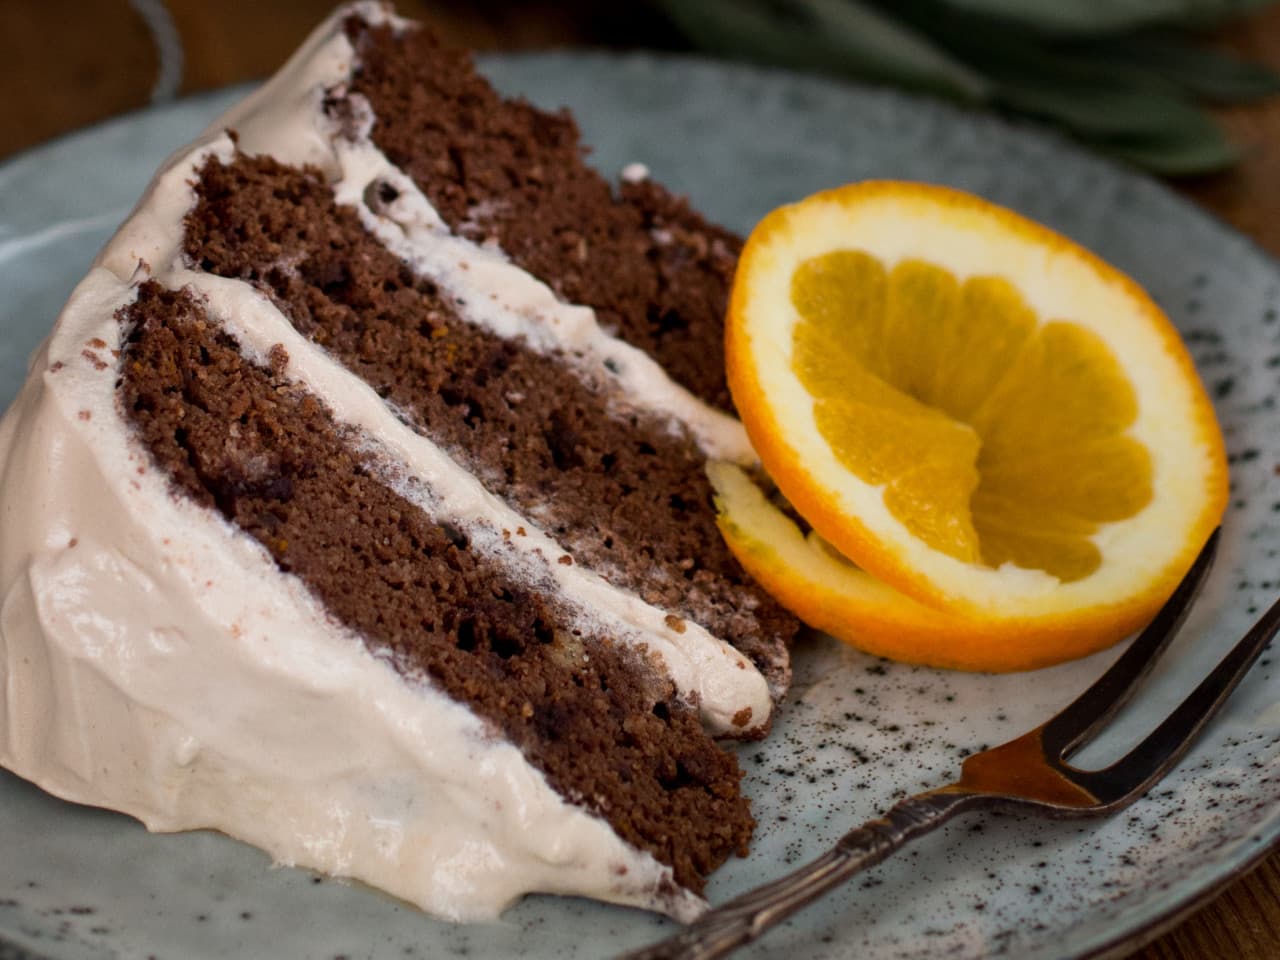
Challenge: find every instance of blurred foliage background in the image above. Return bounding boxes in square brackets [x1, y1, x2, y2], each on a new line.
[649, 0, 1280, 174]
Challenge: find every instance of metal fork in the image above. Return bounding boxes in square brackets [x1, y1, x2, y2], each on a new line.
[623, 528, 1280, 959]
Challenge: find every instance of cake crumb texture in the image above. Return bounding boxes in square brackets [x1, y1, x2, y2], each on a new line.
[117, 281, 755, 892]
[347, 18, 742, 416]
[185, 152, 796, 699]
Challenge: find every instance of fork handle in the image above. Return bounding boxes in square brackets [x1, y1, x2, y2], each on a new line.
[621, 789, 978, 960]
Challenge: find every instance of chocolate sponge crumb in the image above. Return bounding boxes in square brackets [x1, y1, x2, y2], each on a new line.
[185, 151, 795, 701]
[118, 281, 754, 891]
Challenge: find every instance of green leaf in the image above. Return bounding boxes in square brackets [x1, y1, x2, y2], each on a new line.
[994, 78, 1223, 140]
[891, 1, 1212, 131]
[974, 50, 1225, 139]
[936, 0, 1277, 36]
[1081, 30, 1280, 101]
[1090, 126, 1241, 174]
[651, 0, 1264, 173]
[992, 71, 1241, 174]
[652, 0, 992, 101]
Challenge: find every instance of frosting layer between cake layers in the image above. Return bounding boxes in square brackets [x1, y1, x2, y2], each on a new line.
[0, 1, 793, 921]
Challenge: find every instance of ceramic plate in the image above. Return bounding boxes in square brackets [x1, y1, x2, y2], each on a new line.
[1, 53, 1278, 960]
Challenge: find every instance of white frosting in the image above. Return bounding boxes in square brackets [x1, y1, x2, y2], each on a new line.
[0, 286, 698, 921]
[329, 133, 755, 463]
[111, 130, 769, 738]
[0, 1, 770, 923]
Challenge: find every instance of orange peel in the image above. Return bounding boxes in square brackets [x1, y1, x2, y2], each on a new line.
[724, 181, 1228, 669]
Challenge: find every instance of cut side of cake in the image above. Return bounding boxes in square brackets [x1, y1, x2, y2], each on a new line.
[0, 2, 797, 921]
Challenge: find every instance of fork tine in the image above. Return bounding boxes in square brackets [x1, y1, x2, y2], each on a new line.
[1041, 529, 1220, 760]
[1071, 591, 1280, 804]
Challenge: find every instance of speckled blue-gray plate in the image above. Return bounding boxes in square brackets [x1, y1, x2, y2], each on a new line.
[1, 53, 1278, 960]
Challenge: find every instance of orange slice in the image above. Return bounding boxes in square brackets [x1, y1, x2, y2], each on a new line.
[725, 181, 1227, 668]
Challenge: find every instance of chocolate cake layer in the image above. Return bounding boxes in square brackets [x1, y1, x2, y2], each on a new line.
[345, 19, 741, 416]
[117, 281, 753, 892]
[184, 153, 796, 701]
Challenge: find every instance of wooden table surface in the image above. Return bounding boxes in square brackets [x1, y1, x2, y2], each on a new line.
[1, 1, 1277, 957]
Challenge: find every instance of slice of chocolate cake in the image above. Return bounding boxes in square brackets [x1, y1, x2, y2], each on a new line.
[0, 2, 797, 921]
